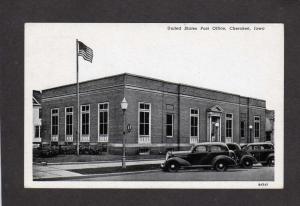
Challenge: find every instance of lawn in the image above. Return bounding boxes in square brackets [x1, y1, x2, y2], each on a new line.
[69, 164, 161, 174]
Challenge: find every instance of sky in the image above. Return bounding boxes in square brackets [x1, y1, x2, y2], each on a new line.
[25, 23, 283, 111]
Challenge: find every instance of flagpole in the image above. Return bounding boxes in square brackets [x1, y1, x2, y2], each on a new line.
[76, 39, 80, 156]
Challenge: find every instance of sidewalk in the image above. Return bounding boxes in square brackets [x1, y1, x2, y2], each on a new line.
[33, 159, 164, 180]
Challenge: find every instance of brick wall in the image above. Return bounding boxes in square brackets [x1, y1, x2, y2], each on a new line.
[42, 86, 124, 145]
[41, 73, 268, 154]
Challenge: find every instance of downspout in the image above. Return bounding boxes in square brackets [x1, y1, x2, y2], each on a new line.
[177, 84, 181, 151]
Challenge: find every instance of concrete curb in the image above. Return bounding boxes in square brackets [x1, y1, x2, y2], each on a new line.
[33, 158, 165, 166]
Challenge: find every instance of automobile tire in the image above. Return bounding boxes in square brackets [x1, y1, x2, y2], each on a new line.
[215, 161, 227, 172]
[241, 159, 253, 169]
[167, 161, 179, 172]
[268, 157, 274, 167]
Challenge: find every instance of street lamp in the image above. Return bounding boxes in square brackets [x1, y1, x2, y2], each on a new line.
[121, 97, 128, 169]
[249, 125, 253, 143]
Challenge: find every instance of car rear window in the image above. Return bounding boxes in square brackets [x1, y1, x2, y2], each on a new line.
[261, 144, 274, 150]
[210, 145, 226, 152]
[249, 145, 261, 150]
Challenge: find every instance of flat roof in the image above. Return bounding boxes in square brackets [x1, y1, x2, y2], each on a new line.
[42, 73, 265, 102]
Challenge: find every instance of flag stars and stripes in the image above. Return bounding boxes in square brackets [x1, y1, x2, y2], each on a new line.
[78, 41, 93, 63]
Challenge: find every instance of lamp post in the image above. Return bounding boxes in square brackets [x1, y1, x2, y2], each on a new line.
[121, 97, 128, 169]
[249, 125, 253, 143]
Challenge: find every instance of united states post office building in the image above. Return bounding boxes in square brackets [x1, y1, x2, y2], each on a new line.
[41, 73, 272, 155]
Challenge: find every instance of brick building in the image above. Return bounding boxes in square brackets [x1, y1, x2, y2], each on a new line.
[40, 73, 273, 155]
[33, 90, 42, 146]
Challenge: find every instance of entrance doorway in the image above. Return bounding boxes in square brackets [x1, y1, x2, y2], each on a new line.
[210, 116, 221, 142]
[207, 105, 224, 143]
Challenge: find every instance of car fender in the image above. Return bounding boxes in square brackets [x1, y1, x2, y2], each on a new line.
[166, 157, 191, 167]
[240, 154, 257, 164]
[266, 153, 274, 162]
[212, 155, 236, 166]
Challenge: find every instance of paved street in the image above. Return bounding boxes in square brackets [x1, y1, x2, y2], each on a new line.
[71, 165, 274, 181]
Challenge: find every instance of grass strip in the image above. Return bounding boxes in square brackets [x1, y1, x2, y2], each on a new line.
[69, 164, 161, 174]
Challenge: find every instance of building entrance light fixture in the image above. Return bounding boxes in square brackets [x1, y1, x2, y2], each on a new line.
[249, 125, 253, 143]
[121, 97, 128, 169]
[121, 97, 128, 111]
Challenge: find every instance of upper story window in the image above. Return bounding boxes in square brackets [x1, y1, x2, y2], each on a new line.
[139, 103, 151, 136]
[254, 116, 260, 138]
[81, 105, 90, 136]
[51, 108, 59, 136]
[166, 114, 173, 137]
[98, 103, 109, 136]
[190, 109, 199, 137]
[225, 113, 233, 138]
[65, 107, 73, 136]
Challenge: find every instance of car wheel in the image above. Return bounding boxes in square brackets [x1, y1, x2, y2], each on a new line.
[268, 157, 274, 167]
[167, 161, 179, 172]
[215, 161, 227, 172]
[242, 159, 253, 169]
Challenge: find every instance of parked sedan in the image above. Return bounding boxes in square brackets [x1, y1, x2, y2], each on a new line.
[242, 142, 274, 166]
[226, 143, 257, 168]
[161, 142, 237, 172]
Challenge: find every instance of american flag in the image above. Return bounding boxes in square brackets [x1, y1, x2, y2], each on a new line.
[78, 41, 93, 63]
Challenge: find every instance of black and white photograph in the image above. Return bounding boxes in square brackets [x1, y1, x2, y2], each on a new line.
[25, 23, 283, 188]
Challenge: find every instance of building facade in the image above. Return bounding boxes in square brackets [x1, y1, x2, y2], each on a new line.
[33, 90, 42, 146]
[41, 73, 271, 155]
[265, 110, 275, 143]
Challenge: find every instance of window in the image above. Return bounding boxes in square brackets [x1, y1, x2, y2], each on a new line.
[98, 103, 109, 136]
[254, 116, 260, 138]
[139, 103, 151, 136]
[51, 108, 59, 136]
[225, 114, 233, 138]
[166, 114, 173, 137]
[240, 120, 245, 138]
[261, 144, 273, 150]
[39, 108, 42, 119]
[210, 145, 225, 152]
[190, 109, 199, 137]
[34, 125, 40, 138]
[248, 145, 261, 150]
[81, 105, 90, 136]
[65, 107, 73, 136]
[194, 145, 207, 152]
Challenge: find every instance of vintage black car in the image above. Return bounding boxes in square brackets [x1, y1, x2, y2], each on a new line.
[161, 142, 237, 172]
[242, 142, 274, 166]
[226, 143, 257, 168]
